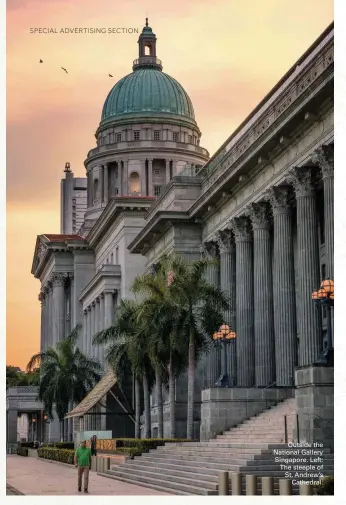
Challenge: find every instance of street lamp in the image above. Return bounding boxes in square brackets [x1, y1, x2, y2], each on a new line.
[213, 324, 237, 388]
[312, 278, 334, 366]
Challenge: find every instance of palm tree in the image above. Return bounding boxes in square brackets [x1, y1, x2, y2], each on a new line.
[26, 324, 101, 441]
[158, 255, 229, 439]
[94, 299, 155, 439]
[132, 258, 189, 438]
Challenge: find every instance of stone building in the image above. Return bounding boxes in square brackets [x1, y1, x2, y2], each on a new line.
[28, 20, 334, 443]
[60, 162, 87, 235]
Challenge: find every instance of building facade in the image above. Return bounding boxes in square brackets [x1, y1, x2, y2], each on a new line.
[30, 21, 334, 441]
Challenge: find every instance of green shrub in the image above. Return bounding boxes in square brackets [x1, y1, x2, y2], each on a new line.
[18, 442, 34, 448]
[115, 447, 142, 459]
[54, 442, 74, 450]
[314, 477, 334, 495]
[37, 447, 74, 465]
[114, 438, 197, 454]
[17, 447, 28, 457]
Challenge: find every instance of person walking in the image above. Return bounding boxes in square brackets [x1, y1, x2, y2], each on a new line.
[74, 440, 91, 493]
[90, 435, 97, 457]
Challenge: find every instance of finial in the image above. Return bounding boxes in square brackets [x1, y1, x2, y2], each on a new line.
[64, 162, 71, 173]
[145, 17, 148, 27]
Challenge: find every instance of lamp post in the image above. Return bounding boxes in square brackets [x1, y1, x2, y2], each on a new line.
[312, 278, 334, 366]
[213, 324, 237, 388]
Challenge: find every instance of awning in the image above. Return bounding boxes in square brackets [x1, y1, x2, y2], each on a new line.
[65, 370, 117, 418]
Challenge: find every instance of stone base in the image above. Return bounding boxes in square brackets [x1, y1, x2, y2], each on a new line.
[141, 401, 201, 440]
[294, 365, 334, 450]
[200, 387, 294, 441]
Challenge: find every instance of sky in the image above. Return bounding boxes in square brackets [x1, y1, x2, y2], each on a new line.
[6, 0, 334, 369]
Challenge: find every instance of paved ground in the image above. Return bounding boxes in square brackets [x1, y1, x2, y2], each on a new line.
[6, 456, 171, 495]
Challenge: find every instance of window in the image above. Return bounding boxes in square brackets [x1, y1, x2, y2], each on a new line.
[129, 172, 140, 194]
[93, 179, 99, 201]
[154, 169, 160, 175]
[173, 132, 179, 142]
[134, 131, 140, 141]
[115, 188, 119, 196]
[116, 133, 122, 142]
[115, 247, 119, 265]
[111, 253, 114, 264]
[154, 131, 161, 141]
[188, 135, 192, 143]
[154, 186, 162, 197]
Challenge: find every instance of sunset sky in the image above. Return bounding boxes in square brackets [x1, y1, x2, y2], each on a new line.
[6, 0, 334, 369]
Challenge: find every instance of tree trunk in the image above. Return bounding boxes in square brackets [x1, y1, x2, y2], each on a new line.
[135, 377, 141, 439]
[143, 373, 151, 438]
[168, 358, 176, 438]
[187, 330, 195, 440]
[155, 369, 164, 438]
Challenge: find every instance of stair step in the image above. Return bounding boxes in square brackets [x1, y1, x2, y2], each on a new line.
[98, 472, 189, 495]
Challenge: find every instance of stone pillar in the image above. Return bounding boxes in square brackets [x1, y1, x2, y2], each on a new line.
[86, 306, 91, 358]
[90, 301, 96, 358]
[83, 309, 87, 356]
[95, 298, 101, 362]
[289, 167, 322, 366]
[217, 230, 237, 382]
[7, 409, 18, 448]
[46, 283, 53, 349]
[202, 241, 220, 386]
[39, 292, 45, 353]
[165, 159, 170, 184]
[267, 186, 297, 386]
[104, 292, 113, 328]
[99, 166, 104, 204]
[248, 202, 275, 387]
[312, 144, 334, 278]
[52, 274, 66, 347]
[99, 294, 105, 367]
[123, 160, 129, 195]
[140, 159, 146, 196]
[148, 159, 153, 196]
[103, 164, 109, 204]
[231, 216, 255, 387]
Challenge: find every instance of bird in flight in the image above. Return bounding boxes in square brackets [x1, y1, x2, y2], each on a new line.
[61, 67, 68, 74]
[109, 74, 113, 77]
[39, 59, 43, 63]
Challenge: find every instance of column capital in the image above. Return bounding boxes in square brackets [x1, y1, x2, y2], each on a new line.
[96, 297, 100, 304]
[265, 186, 293, 215]
[216, 229, 235, 253]
[230, 216, 252, 242]
[84, 309, 88, 315]
[87, 305, 91, 312]
[38, 292, 45, 303]
[201, 241, 218, 258]
[247, 202, 271, 230]
[51, 273, 67, 287]
[311, 143, 334, 178]
[287, 166, 316, 198]
[92, 300, 96, 307]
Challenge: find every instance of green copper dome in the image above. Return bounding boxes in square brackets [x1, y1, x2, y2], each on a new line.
[101, 69, 195, 123]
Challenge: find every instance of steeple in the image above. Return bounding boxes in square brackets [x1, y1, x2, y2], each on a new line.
[132, 18, 163, 71]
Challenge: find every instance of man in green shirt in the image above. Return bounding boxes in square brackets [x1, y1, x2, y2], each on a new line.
[74, 440, 92, 493]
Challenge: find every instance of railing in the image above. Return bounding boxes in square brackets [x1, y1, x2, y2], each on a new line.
[132, 56, 163, 70]
[87, 141, 209, 159]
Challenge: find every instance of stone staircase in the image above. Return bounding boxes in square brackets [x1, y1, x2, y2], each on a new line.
[98, 398, 334, 495]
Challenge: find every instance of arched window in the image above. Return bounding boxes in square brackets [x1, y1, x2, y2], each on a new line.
[93, 178, 99, 202]
[129, 172, 140, 194]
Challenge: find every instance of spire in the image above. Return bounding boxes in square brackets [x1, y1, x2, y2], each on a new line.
[132, 19, 163, 71]
[64, 162, 71, 173]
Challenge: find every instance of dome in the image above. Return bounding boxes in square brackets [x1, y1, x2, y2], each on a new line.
[101, 69, 196, 123]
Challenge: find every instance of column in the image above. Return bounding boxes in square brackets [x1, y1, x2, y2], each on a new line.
[83, 309, 88, 356]
[312, 144, 334, 278]
[248, 202, 275, 387]
[148, 159, 153, 196]
[267, 186, 297, 386]
[165, 159, 170, 184]
[104, 292, 114, 328]
[289, 167, 322, 366]
[95, 298, 101, 362]
[52, 274, 66, 347]
[217, 230, 236, 380]
[202, 241, 220, 386]
[43, 287, 49, 351]
[90, 301, 96, 358]
[140, 159, 146, 196]
[231, 216, 255, 387]
[103, 163, 109, 203]
[99, 294, 105, 367]
[86, 306, 91, 358]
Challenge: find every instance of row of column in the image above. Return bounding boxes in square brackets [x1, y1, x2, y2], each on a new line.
[40, 273, 70, 352]
[202, 144, 333, 387]
[82, 291, 115, 365]
[87, 158, 179, 206]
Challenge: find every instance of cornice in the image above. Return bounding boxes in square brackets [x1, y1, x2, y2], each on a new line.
[87, 197, 153, 247]
[79, 265, 121, 302]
